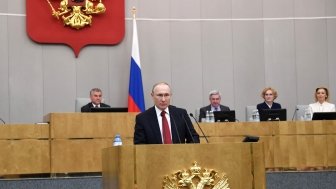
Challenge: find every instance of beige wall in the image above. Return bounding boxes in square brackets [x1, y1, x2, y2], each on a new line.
[1, 0, 336, 123]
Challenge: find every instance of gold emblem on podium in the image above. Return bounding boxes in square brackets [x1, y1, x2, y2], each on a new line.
[163, 161, 230, 189]
[46, 0, 106, 29]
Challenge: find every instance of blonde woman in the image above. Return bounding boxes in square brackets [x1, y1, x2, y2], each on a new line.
[309, 87, 335, 113]
[257, 87, 282, 112]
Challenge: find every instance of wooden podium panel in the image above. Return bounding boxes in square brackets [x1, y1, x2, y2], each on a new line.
[196, 122, 273, 137]
[46, 113, 137, 173]
[45, 113, 137, 138]
[0, 139, 50, 175]
[51, 139, 112, 173]
[0, 124, 50, 175]
[102, 145, 135, 189]
[273, 135, 328, 168]
[0, 124, 49, 139]
[196, 121, 336, 170]
[102, 143, 266, 189]
[327, 135, 336, 166]
[274, 121, 327, 135]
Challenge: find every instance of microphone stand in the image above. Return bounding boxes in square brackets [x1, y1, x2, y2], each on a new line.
[181, 114, 196, 143]
[189, 113, 209, 143]
[0, 118, 5, 124]
[291, 108, 299, 121]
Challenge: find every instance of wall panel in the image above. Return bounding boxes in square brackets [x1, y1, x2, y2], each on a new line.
[264, 20, 297, 118]
[232, 20, 265, 121]
[295, 20, 328, 105]
[0, 16, 9, 123]
[8, 16, 43, 123]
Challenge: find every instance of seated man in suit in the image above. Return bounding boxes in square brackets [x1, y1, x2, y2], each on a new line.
[199, 90, 230, 122]
[81, 88, 111, 112]
[134, 82, 200, 144]
[256, 87, 281, 111]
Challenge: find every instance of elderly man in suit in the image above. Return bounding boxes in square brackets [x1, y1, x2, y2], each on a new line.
[199, 90, 230, 122]
[134, 82, 200, 144]
[81, 88, 110, 112]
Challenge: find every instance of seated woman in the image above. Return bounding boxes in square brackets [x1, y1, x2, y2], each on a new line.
[257, 87, 281, 111]
[309, 87, 335, 113]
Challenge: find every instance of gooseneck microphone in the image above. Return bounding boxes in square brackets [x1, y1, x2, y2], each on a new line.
[189, 113, 209, 143]
[291, 108, 299, 121]
[170, 114, 182, 144]
[0, 118, 5, 124]
[181, 114, 196, 143]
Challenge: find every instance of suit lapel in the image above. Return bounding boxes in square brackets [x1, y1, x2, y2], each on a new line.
[149, 107, 163, 144]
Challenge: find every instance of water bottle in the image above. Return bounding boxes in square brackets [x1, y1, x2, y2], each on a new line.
[205, 110, 210, 122]
[255, 110, 260, 122]
[113, 134, 122, 146]
[209, 111, 215, 122]
[304, 109, 311, 121]
[251, 109, 260, 122]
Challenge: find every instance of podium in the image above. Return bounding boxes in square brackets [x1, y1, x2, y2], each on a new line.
[102, 143, 266, 189]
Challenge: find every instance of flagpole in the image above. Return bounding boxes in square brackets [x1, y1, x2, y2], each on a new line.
[128, 6, 145, 112]
[132, 7, 136, 20]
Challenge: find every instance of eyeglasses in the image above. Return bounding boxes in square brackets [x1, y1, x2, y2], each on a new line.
[265, 93, 273, 96]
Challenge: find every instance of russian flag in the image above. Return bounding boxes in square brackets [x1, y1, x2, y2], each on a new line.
[128, 16, 145, 112]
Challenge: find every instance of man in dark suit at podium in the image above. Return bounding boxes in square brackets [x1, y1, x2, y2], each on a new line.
[81, 88, 111, 112]
[199, 90, 230, 122]
[134, 82, 200, 144]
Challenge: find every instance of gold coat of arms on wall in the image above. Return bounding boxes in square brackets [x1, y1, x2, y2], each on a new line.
[46, 0, 106, 29]
[163, 162, 230, 189]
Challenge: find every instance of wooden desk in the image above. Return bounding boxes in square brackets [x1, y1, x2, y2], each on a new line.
[0, 124, 50, 175]
[45, 113, 137, 173]
[2, 113, 336, 175]
[196, 121, 336, 169]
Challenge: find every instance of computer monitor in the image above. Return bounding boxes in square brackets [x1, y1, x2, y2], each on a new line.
[90, 107, 128, 112]
[213, 110, 236, 122]
[312, 112, 336, 120]
[259, 109, 287, 121]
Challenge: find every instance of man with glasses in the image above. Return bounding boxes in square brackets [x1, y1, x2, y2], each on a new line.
[256, 87, 282, 111]
[134, 82, 200, 144]
[81, 88, 111, 112]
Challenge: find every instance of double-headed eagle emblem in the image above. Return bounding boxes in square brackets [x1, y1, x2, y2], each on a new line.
[163, 162, 230, 189]
[46, 0, 106, 29]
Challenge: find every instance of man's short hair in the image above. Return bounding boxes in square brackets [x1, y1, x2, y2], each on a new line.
[90, 88, 102, 95]
[209, 90, 221, 98]
[151, 82, 171, 93]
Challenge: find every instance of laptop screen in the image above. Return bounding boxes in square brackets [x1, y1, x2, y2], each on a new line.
[312, 112, 336, 120]
[213, 110, 236, 122]
[259, 109, 287, 121]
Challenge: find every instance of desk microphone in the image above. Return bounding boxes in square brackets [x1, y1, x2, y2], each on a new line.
[181, 114, 196, 143]
[170, 114, 182, 144]
[189, 113, 209, 143]
[0, 118, 5, 124]
[291, 108, 299, 121]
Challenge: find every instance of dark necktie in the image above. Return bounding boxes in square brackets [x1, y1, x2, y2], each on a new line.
[161, 111, 172, 144]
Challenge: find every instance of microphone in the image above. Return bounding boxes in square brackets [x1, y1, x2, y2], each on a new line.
[0, 118, 5, 124]
[291, 108, 299, 121]
[181, 114, 196, 143]
[170, 114, 182, 144]
[189, 113, 209, 143]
